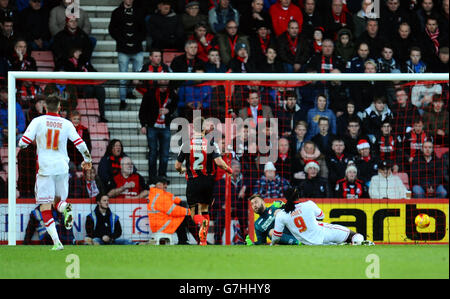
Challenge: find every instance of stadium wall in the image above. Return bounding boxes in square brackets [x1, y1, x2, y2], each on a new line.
[1, 198, 447, 245]
[249, 198, 449, 245]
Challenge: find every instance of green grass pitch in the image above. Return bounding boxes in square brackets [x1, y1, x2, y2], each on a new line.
[0, 245, 448, 279]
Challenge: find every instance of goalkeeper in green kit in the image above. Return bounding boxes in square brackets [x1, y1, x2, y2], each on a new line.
[246, 194, 300, 245]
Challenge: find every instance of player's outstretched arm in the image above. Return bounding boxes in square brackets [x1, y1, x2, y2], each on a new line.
[18, 137, 31, 149]
[270, 213, 285, 246]
[174, 161, 186, 174]
[68, 122, 92, 165]
[214, 157, 232, 175]
[270, 234, 281, 246]
[18, 118, 38, 149]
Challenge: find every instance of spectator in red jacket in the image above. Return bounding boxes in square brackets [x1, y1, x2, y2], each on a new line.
[269, 0, 303, 37]
[402, 118, 433, 167]
[188, 21, 218, 63]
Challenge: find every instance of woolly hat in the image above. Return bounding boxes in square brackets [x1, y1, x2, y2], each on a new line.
[379, 159, 392, 170]
[345, 164, 358, 175]
[185, 1, 200, 8]
[255, 20, 269, 30]
[314, 26, 325, 34]
[264, 162, 276, 172]
[235, 43, 248, 52]
[304, 160, 320, 172]
[357, 139, 370, 150]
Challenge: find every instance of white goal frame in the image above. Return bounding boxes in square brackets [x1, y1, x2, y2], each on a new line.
[6, 71, 449, 245]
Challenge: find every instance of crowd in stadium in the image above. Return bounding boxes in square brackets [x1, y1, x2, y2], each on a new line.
[0, 0, 449, 243]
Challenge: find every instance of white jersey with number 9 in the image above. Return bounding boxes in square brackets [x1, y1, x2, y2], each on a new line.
[272, 200, 350, 245]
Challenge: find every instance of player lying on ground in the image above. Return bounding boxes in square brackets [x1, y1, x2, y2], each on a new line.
[271, 188, 374, 246]
[18, 95, 92, 250]
[174, 117, 232, 245]
[246, 194, 300, 245]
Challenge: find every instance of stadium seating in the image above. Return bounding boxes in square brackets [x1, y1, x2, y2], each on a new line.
[396, 172, 410, 190]
[435, 146, 449, 159]
[30, 51, 55, 72]
[163, 50, 184, 67]
[91, 140, 108, 163]
[0, 147, 21, 185]
[77, 98, 100, 117]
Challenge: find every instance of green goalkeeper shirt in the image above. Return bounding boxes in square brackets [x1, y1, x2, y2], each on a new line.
[254, 201, 288, 245]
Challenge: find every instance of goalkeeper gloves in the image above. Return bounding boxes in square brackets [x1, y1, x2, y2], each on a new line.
[245, 235, 254, 246]
[272, 201, 284, 209]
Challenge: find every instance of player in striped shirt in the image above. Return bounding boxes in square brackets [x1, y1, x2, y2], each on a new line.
[18, 95, 92, 250]
[175, 117, 232, 245]
[271, 188, 374, 246]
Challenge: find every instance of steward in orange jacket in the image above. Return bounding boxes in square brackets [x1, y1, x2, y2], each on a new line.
[147, 187, 191, 234]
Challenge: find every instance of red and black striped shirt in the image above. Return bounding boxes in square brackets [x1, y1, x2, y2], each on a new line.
[177, 136, 221, 180]
[335, 178, 366, 199]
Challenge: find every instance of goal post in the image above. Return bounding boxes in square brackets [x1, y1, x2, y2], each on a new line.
[5, 71, 449, 246]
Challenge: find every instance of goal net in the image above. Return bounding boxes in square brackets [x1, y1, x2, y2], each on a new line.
[1, 71, 448, 245]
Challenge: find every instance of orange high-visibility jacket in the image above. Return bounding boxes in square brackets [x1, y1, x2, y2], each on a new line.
[147, 187, 190, 234]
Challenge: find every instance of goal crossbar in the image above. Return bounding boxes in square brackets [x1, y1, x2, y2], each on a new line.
[6, 71, 449, 245]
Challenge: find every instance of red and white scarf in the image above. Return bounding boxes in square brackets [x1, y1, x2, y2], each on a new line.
[332, 11, 346, 26]
[321, 55, 333, 73]
[69, 58, 88, 72]
[259, 35, 271, 55]
[228, 35, 239, 58]
[155, 88, 170, 128]
[425, 27, 440, 54]
[313, 40, 322, 53]
[287, 33, 298, 56]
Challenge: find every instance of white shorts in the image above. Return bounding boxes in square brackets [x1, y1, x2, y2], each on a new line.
[320, 222, 351, 245]
[35, 173, 69, 204]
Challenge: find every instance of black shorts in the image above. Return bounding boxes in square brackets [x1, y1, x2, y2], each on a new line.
[186, 175, 216, 207]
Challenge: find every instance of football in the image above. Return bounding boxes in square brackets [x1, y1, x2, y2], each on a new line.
[415, 214, 431, 229]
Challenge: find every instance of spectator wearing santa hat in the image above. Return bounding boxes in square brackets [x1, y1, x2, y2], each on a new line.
[334, 163, 368, 199]
[298, 160, 330, 198]
[354, 139, 379, 187]
[253, 161, 291, 199]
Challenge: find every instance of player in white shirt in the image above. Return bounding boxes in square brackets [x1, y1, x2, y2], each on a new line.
[271, 188, 374, 246]
[18, 95, 92, 250]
